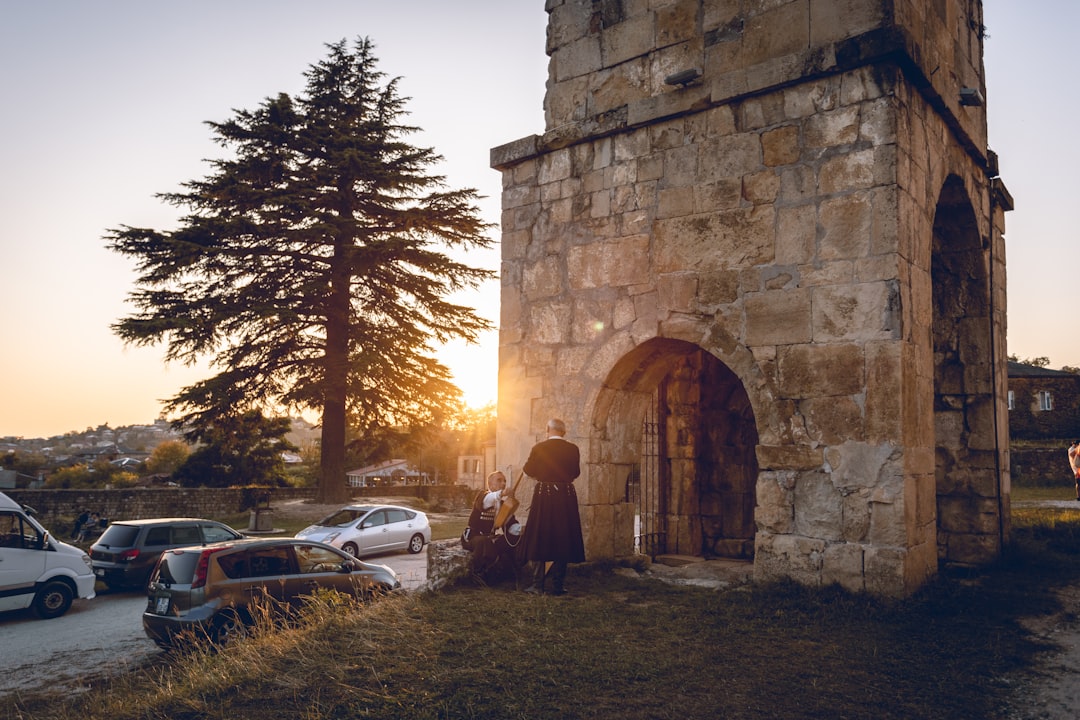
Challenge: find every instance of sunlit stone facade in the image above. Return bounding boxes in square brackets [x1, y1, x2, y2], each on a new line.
[493, 0, 1010, 597]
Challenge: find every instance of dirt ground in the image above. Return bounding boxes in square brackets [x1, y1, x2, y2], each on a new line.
[1001, 500, 1080, 719]
[1002, 583, 1080, 719]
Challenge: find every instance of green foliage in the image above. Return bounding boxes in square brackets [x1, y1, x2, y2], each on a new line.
[1008, 353, 1051, 367]
[1, 450, 47, 478]
[106, 37, 495, 503]
[174, 411, 296, 488]
[145, 439, 191, 476]
[44, 460, 136, 489]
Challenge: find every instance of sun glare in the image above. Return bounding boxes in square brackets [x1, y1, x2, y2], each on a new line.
[444, 335, 498, 409]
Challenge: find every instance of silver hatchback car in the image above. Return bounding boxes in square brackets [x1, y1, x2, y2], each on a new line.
[294, 504, 431, 557]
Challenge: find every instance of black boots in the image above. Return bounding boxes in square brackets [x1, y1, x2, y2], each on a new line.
[548, 561, 567, 595]
[524, 561, 567, 595]
[524, 561, 546, 594]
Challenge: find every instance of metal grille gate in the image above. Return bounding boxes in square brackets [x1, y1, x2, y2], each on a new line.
[633, 385, 668, 556]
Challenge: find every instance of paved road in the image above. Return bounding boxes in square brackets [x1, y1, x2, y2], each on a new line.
[0, 550, 428, 698]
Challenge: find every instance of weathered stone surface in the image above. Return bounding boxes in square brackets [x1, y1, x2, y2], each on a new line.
[755, 472, 794, 533]
[757, 445, 824, 471]
[821, 542, 866, 591]
[744, 288, 812, 346]
[761, 124, 800, 166]
[753, 532, 825, 587]
[778, 343, 865, 398]
[426, 539, 468, 591]
[801, 395, 864, 444]
[568, 235, 651, 289]
[793, 471, 843, 541]
[812, 281, 897, 342]
[819, 191, 872, 260]
[495, 0, 1006, 598]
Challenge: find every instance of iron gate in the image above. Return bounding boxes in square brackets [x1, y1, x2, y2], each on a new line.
[631, 385, 668, 556]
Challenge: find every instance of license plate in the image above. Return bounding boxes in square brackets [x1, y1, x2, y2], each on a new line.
[155, 596, 170, 614]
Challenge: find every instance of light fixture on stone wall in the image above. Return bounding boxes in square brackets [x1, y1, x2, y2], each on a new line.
[959, 87, 984, 106]
[664, 68, 702, 87]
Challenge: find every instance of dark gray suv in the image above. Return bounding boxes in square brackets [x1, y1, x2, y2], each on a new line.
[142, 537, 400, 647]
[89, 518, 244, 590]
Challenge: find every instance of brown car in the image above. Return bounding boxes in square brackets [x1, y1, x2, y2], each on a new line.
[141, 537, 400, 647]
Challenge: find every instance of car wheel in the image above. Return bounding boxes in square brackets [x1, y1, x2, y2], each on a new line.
[211, 610, 249, 646]
[32, 580, 74, 619]
[407, 534, 425, 554]
[342, 542, 359, 556]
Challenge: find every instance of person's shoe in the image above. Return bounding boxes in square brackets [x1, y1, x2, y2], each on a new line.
[523, 585, 543, 594]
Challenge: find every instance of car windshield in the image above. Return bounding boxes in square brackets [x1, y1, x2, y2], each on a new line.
[315, 506, 375, 527]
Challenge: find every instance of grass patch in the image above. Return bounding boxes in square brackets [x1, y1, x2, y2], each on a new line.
[8, 508, 1080, 719]
[1013, 485, 1078, 503]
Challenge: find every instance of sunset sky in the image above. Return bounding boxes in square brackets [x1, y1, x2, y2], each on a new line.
[1, 0, 1075, 438]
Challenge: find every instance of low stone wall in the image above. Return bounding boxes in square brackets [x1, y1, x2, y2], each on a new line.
[348, 485, 474, 512]
[3, 487, 317, 528]
[3, 484, 475, 530]
[426, 538, 471, 590]
[1011, 447, 1075, 488]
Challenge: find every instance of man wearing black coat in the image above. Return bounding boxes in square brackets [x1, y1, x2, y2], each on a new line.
[521, 418, 585, 595]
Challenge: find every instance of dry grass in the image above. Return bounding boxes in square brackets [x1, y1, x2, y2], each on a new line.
[6, 497, 1080, 719]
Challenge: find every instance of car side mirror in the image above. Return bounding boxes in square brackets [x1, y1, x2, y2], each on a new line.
[340, 560, 356, 573]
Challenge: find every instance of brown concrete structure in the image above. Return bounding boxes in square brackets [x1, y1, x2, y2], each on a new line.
[493, 0, 1011, 596]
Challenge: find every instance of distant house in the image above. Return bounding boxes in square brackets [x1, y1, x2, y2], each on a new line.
[109, 457, 143, 470]
[71, 444, 121, 463]
[1007, 361, 1080, 441]
[345, 459, 429, 488]
[456, 441, 497, 492]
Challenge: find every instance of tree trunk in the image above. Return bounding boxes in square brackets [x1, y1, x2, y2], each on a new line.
[317, 257, 352, 505]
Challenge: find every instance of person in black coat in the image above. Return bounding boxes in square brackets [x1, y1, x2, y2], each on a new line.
[521, 418, 585, 595]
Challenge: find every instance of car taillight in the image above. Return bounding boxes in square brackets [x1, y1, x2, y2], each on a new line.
[191, 546, 231, 589]
[119, 549, 140, 562]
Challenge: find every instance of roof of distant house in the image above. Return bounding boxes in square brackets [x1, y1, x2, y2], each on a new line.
[346, 458, 413, 476]
[1007, 361, 1078, 378]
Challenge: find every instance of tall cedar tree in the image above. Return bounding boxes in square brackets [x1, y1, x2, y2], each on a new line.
[106, 38, 494, 503]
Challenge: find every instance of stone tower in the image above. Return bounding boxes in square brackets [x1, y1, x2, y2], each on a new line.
[492, 0, 1011, 597]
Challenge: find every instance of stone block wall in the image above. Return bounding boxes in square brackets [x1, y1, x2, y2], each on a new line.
[4, 485, 474, 529]
[493, 0, 1008, 597]
[1010, 447, 1074, 488]
[3, 487, 315, 529]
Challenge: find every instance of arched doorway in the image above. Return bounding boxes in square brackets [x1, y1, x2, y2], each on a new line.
[931, 175, 1003, 566]
[593, 338, 758, 560]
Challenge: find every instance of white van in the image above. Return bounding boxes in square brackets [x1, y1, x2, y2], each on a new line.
[0, 491, 96, 618]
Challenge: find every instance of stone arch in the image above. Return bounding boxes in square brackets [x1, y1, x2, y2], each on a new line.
[931, 174, 1002, 566]
[590, 337, 758, 560]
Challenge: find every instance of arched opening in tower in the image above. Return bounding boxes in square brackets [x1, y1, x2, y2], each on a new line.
[594, 338, 758, 559]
